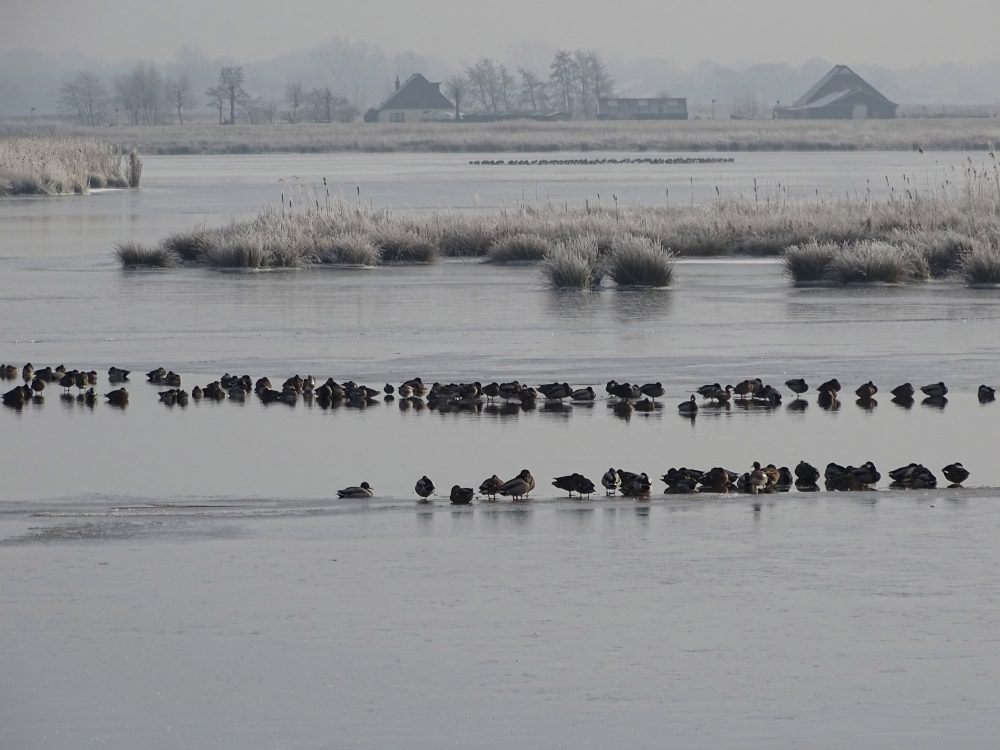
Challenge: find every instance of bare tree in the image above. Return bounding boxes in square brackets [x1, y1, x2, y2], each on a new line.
[242, 97, 277, 125]
[59, 71, 109, 126]
[549, 50, 576, 116]
[217, 66, 248, 125]
[307, 87, 356, 122]
[443, 76, 466, 121]
[518, 68, 543, 113]
[114, 63, 166, 125]
[466, 57, 501, 114]
[285, 82, 304, 123]
[498, 63, 515, 113]
[205, 85, 226, 125]
[165, 73, 195, 125]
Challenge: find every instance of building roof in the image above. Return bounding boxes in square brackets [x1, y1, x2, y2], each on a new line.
[789, 65, 896, 110]
[377, 73, 453, 111]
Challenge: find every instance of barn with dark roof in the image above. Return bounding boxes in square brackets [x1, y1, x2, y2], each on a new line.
[364, 74, 454, 123]
[775, 65, 897, 120]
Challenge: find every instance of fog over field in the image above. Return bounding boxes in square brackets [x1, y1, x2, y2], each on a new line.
[2, 0, 1000, 116]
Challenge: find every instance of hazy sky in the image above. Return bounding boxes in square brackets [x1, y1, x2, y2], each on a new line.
[3, 0, 998, 67]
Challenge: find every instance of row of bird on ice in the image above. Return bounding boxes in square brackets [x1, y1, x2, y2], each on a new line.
[4, 363, 995, 412]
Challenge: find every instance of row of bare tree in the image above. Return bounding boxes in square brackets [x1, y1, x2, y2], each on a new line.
[59, 64, 356, 126]
[445, 50, 614, 119]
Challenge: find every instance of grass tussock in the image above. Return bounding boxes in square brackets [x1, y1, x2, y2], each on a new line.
[961, 241, 1000, 284]
[373, 227, 438, 263]
[315, 232, 381, 265]
[783, 240, 840, 283]
[0, 137, 138, 195]
[487, 233, 551, 263]
[606, 234, 675, 286]
[541, 236, 605, 289]
[826, 241, 923, 284]
[115, 240, 178, 268]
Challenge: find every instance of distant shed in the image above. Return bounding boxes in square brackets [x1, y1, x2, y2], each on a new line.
[775, 65, 897, 119]
[598, 97, 688, 120]
[364, 74, 454, 123]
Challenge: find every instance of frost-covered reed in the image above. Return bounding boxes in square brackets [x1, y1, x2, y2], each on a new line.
[14, 119, 1000, 155]
[115, 241, 178, 268]
[605, 234, 675, 286]
[541, 237, 604, 289]
[0, 137, 137, 195]
[960, 242, 1000, 285]
[487, 233, 552, 263]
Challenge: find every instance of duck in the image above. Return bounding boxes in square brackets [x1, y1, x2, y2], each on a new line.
[696, 382, 722, 398]
[571, 386, 596, 402]
[450, 485, 474, 505]
[478, 474, 503, 500]
[634, 397, 655, 412]
[105, 387, 129, 406]
[890, 383, 915, 399]
[618, 471, 652, 497]
[640, 382, 665, 400]
[942, 463, 970, 486]
[21, 363, 34, 381]
[2, 385, 31, 407]
[709, 385, 734, 404]
[851, 461, 881, 488]
[855, 381, 878, 400]
[784, 378, 808, 397]
[733, 379, 760, 400]
[108, 366, 130, 382]
[482, 382, 501, 401]
[888, 463, 937, 490]
[553, 473, 583, 497]
[817, 378, 841, 395]
[497, 381, 521, 401]
[920, 382, 948, 398]
[337, 482, 373, 499]
[746, 462, 768, 494]
[415, 475, 435, 501]
[30, 377, 45, 394]
[499, 469, 535, 500]
[574, 474, 596, 498]
[677, 395, 698, 414]
[0, 364, 17, 379]
[978, 385, 996, 402]
[601, 467, 621, 495]
[794, 461, 821, 485]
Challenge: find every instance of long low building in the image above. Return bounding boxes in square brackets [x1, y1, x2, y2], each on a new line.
[598, 97, 688, 120]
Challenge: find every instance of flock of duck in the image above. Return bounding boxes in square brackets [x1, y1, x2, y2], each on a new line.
[6, 363, 994, 415]
[336, 460, 972, 505]
[1, 362, 979, 500]
[468, 157, 735, 167]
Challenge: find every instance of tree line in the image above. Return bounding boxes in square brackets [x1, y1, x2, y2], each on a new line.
[59, 63, 357, 126]
[446, 50, 614, 120]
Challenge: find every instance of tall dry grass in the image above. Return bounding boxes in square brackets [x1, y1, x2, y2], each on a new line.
[11, 119, 1000, 155]
[0, 137, 138, 195]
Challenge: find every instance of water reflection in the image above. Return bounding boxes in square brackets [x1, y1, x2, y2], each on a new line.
[608, 288, 673, 323]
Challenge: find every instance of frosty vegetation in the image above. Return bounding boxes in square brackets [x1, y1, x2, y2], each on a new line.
[0, 137, 141, 195]
[116, 160, 1000, 287]
[8, 119, 1000, 155]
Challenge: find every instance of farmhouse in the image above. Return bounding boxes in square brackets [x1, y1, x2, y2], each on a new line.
[598, 97, 688, 120]
[364, 74, 454, 123]
[775, 65, 897, 119]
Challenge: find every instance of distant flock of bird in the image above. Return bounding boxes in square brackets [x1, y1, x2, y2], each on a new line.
[468, 157, 736, 167]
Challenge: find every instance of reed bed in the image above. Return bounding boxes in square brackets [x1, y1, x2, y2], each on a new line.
[115, 241, 178, 268]
[11, 119, 1000, 155]
[119, 163, 1000, 288]
[0, 136, 137, 195]
[960, 242, 1000, 285]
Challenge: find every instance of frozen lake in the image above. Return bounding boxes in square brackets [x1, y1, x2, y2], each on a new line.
[2, 150, 1000, 749]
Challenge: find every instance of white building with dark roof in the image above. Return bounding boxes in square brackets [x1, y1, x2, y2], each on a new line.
[364, 74, 455, 123]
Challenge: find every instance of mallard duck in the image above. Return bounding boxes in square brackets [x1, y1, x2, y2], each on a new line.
[942, 463, 969, 486]
[640, 382, 665, 400]
[21, 363, 34, 381]
[105, 387, 129, 406]
[696, 382, 722, 398]
[794, 461, 820, 485]
[499, 469, 535, 500]
[415, 475, 435, 500]
[677, 395, 698, 414]
[337, 482, 373, 499]
[552, 474, 581, 496]
[618, 471, 652, 497]
[978, 385, 995, 402]
[574, 474, 596, 498]
[785, 378, 808, 397]
[920, 382, 948, 398]
[2, 385, 30, 407]
[634, 397, 655, 412]
[450, 485, 474, 505]
[601, 468, 621, 495]
[855, 381, 878, 399]
[478, 474, 503, 500]
[817, 378, 841, 395]
[710, 385, 734, 404]
[890, 383, 915, 399]
[747, 462, 768, 494]
[108, 367, 130, 382]
[571, 386, 595, 401]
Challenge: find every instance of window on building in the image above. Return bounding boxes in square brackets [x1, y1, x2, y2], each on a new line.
[389, 112, 405, 123]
